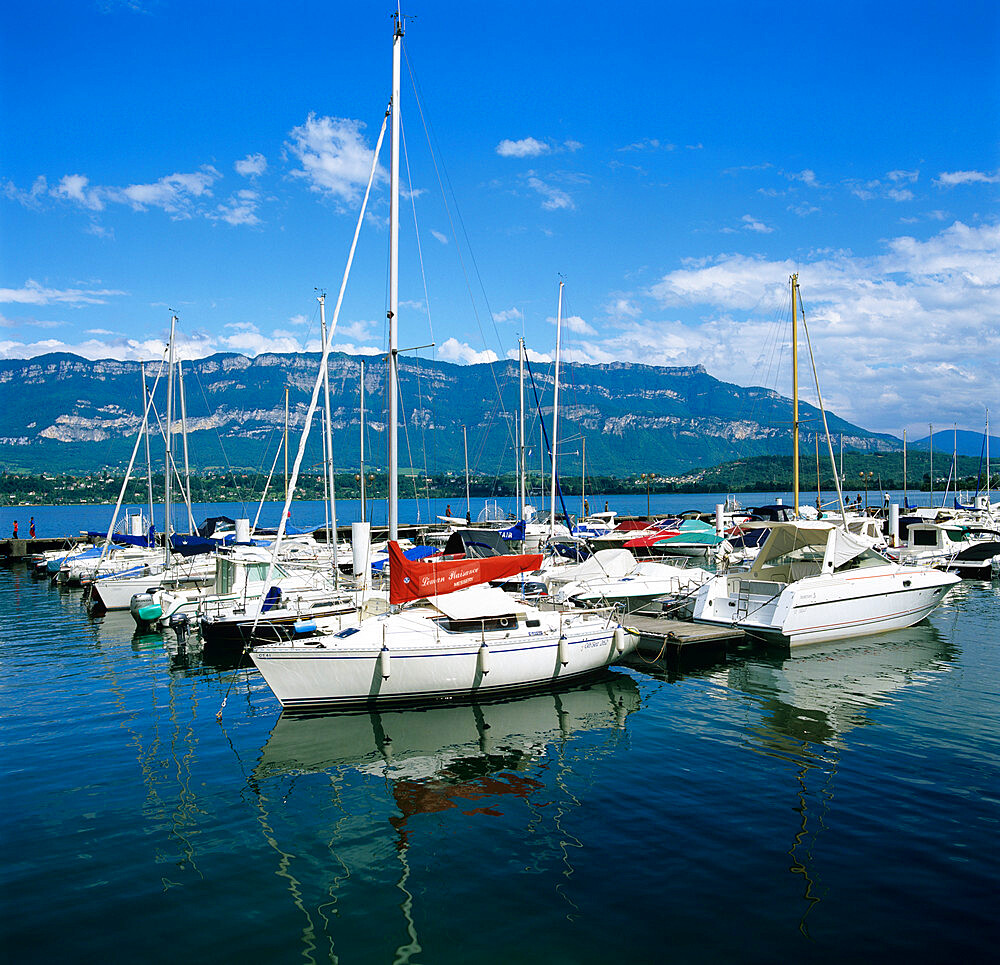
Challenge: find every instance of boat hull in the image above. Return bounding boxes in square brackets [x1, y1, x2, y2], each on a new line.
[250, 613, 632, 711]
[692, 568, 959, 646]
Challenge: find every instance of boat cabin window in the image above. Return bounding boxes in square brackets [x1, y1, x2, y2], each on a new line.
[434, 615, 518, 633]
[913, 529, 938, 547]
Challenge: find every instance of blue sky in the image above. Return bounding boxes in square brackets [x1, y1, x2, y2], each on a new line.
[1, 0, 998, 437]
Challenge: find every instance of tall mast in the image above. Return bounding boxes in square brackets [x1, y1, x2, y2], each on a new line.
[387, 11, 403, 541]
[518, 338, 525, 522]
[987, 408, 991, 503]
[549, 281, 564, 540]
[463, 425, 470, 520]
[581, 435, 586, 520]
[791, 273, 800, 516]
[141, 363, 155, 536]
[359, 361, 366, 523]
[163, 314, 176, 567]
[177, 359, 195, 532]
[929, 422, 934, 507]
[903, 428, 907, 508]
[319, 293, 339, 578]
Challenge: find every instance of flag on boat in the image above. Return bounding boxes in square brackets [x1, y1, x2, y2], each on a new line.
[388, 540, 542, 605]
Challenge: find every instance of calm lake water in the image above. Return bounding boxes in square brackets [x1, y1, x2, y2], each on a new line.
[1, 497, 997, 963]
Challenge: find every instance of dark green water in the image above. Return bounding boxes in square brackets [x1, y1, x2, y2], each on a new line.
[1, 560, 997, 963]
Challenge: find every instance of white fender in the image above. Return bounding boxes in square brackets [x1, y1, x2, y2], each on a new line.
[557, 635, 569, 666]
[614, 626, 626, 654]
[478, 642, 490, 675]
[379, 645, 390, 679]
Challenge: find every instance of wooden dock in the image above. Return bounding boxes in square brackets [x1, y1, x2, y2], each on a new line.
[623, 614, 744, 660]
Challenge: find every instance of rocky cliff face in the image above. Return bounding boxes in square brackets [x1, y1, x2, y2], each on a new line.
[0, 351, 899, 474]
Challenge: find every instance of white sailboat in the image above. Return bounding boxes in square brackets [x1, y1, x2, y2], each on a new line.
[249, 14, 636, 710]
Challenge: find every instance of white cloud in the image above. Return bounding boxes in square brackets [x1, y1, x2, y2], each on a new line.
[431, 229, 448, 245]
[527, 176, 573, 211]
[48, 167, 223, 219]
[0, 280, 127, 306]
[496, 137, 550, 158]
[54, 174, 105, 210]
[633, 219, 1000, 432]
[934, 169, 1000, 187]
[741, 214, 773, 233]
[113, 167, 220, 216]
[618, 138, 674, 153]
[547, 313, 596, 336]
[505, 346, 552, 363]
[286, 113, 382, 203]
[438, 337, 499, 364]
[788, 169, 820, 187]
[213, 189, 262, 226]
[3, 175, 49, 208]
[235, 153, 267, 177]
[492, 308, 523, 324]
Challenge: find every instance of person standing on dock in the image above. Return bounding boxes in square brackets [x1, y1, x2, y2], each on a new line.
[29, 517, 35, 539]
[12, 520, 17, 538]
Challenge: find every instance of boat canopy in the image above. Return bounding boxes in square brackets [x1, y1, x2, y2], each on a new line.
[749, 523, 882, 581]
[442, 529, 509, 557]
[433, 585, 521, 620]
[555, 549, 637, 582]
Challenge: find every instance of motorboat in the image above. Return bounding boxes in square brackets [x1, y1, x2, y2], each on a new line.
[544, 548, 711, 613]
[691, 521, 959, 646]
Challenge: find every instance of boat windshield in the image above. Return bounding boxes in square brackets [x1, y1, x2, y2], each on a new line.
[751, 527, 829, 582]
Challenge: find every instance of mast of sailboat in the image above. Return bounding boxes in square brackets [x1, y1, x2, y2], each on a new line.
[582, 436, 586, 520]
[903, 428, 907, 508]
[463, 425, 470, 521]
[319, 292, 339, 580]
[141, 363, 155, 538]
[791, 272, 800, 517]
[987, 408, 991, 504]
[549, 281, 564, 540]
[360, 360, 366, 523]
[929, 422, 934, 508]
[177, 359, 195, 533]
[163, 314, 176, 567]
[387, 10, 403, 542]
[284, 384, 289, 501]
[518, 338, 526, 523]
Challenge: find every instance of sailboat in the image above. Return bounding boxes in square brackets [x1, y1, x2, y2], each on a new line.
[691, 275, 960, 645]
[249, 14, 635, 710]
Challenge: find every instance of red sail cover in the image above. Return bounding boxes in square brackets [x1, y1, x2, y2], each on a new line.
[388, 541, 543, 605]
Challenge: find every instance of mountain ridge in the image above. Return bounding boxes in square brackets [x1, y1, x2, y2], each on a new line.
[0, 351, 903, 476]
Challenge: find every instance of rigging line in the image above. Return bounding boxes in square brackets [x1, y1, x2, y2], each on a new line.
[395, 377, 424, 520]
[399, 119, 434, 508]
[798, 295, 848, 519]
[183, 357, 262, 514]
[402, 44, 512, 420]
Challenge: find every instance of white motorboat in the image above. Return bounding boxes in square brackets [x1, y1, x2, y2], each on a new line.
[691, 521, 959, 646]
[545, 548, 711, 613]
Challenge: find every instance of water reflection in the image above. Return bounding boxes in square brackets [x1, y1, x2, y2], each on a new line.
[723, 622, 955, 751]
[250, 673, 641, 962]
[715, 622, 955, 936]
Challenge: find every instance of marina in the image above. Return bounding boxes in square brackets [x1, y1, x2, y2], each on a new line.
[1, 494, 997, 961]
[2, 3, 998, 962]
